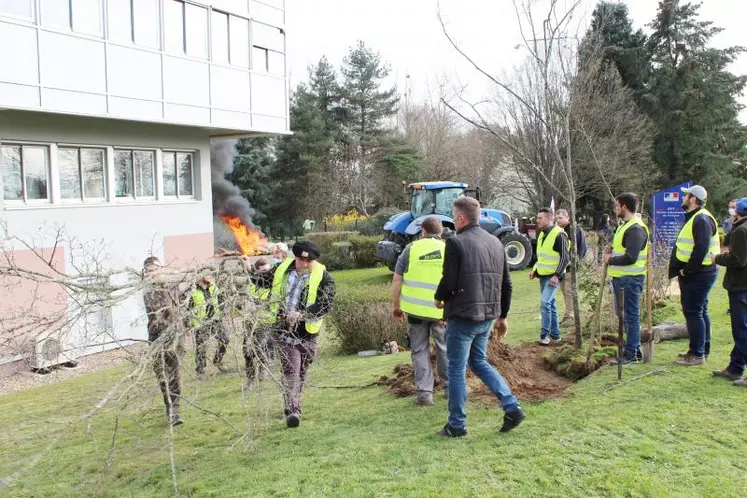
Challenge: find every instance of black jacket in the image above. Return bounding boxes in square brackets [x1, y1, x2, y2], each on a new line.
[434, 223, 512, 322]
[563, 225, 587, 260]
[252, 261, 336, 339]
[668, 208, 718, 278]
[715, 218, 747, 292]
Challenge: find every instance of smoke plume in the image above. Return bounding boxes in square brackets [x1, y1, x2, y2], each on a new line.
[210, 139, 256, 252]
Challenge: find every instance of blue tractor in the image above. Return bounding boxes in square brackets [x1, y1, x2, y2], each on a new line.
[375, 181, 534, 271]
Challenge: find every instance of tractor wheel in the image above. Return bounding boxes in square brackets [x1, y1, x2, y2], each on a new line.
[499, 232, 533, 271]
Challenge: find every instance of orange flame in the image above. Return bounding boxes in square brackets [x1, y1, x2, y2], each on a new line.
[220, 216, 268, 256]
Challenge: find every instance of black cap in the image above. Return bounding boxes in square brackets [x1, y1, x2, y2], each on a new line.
[292, 240, 321, 260]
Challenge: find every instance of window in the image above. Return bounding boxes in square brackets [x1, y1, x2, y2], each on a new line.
[268, 50, 285, 75]
[1, 145, 50, 203]
[114, 150, 154, 199]
[107, 0, 133, 43]
[229, 16, 249, 67]
[58, 147, 106, 201]
[133, 0, 159, 47]
[42, 0, 70, 27]
[252, 22, 284, 52]
[211, 11, 229, 64]
[164, 0, 184, 53]
[0, 0, 34, 19]
[42, 0, 102, 36]
[162, 151, 194, 198]
[252, 46, 268, 73]
[164, 0, 207, 58]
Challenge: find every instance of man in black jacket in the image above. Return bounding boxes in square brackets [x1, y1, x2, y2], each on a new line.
[555, 208, 587, 324]
[434, 196, 525, 437]
[713, 197, 747, 387]
[251, 241, 335, 428]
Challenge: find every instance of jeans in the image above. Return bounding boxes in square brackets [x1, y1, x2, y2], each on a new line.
[678, 271, 718, 358]
[446, 318, 518, 430]
[612, 275, 645, 359]
[727, 291, 747, 376]
[539, 277, 560, 340]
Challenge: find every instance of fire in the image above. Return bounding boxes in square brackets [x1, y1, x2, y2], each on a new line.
[220, 216, 268, 256]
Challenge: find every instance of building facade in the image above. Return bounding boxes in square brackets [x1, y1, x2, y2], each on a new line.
[0, 0, 289, 372]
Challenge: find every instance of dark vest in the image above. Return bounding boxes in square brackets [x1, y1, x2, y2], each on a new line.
[444, 224, 506, 322]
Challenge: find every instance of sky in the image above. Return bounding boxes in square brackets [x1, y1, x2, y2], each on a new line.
[285, 0, 747, 121]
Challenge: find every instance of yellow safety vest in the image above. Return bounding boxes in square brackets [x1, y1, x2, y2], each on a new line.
[400, 237, 445, 320]
[609, 217, 649, 278]
[248, 282, 274, 325]
[533, 226, 564, 276]
[675, 208, 720, 266]
[270, 258, 326, 334]
[191, 284, 219, 328]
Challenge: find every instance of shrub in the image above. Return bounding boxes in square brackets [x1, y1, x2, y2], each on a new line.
[304, 232, 357, 255]
[357, 207, 404, 236]
[321, 242, 356, 271]
[330, 285, 407, 354]
[350, 235, 380, 268]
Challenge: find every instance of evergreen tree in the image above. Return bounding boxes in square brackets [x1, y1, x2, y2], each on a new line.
[228, 137, 277, 230]
[309, 56, 342, 135]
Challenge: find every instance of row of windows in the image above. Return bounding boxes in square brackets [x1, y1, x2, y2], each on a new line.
[1, 144, 194, 204]
[0, 0, 286, 75]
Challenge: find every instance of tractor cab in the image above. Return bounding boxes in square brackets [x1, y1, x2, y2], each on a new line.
[409, 182, 474, 221]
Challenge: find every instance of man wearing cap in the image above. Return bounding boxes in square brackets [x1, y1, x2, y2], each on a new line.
[392, 216, 448, 406]
[712, 197, 747, 387]
[669, 185, 721, 366]
[251, 240, 336, 428]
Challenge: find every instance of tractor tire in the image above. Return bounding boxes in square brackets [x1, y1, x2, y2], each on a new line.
[499, 231, 533, 271]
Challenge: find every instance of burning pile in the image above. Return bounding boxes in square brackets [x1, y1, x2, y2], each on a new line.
[220, 216, 268, 256]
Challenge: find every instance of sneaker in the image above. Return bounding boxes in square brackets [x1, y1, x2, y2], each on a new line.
[551, 336, 562, 344]
[500, 407, 526, 433]
[679, 351, 709, 360]
[415, 395, 434, 406]
[713, 369, 742, 381]
[677, 355, 706, 366]
[436, 423, 467, 437]
[286, 412, 301, 428]
[539, 336, 551, 346]
[170, 415, 183, 427]
[610, 355, 638, 366]
[732, 379, 747, 387]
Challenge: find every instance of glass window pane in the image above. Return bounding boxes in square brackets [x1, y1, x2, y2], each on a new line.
[107, 0, 132, 43]
[114, 150, 133, 198]
[42, 0, 70, 28]
[211, 11, 229, 64]
[184, 3, 207, 58]
[1, 145, 22, 201]
[164, 0, 184, 53]
[82, 148, 105, 198]
[229, 16, 249, 67]
[268, 51, 285, 75]
[252, 22, 283, 52]
[252, 46, 268, 73]
[0, 0, 33, 18]
[162, 152, 177, 196]
[23, 147, 49, 200]
[133, 0, 159, 48]
[72, 0, 102, 36]
[58, 148, 82, 200]
[177, 153, 193, 196]
[134, 151, 154, 197]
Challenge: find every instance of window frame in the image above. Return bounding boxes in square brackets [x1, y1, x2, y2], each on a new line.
[113, 148, 156, 201]
[0, 0, 36, 21]
[161, 150, 195, 199]
[42, 0, 104, 37]
[1, 143, 51, 205]
[57, 145, 108, 203]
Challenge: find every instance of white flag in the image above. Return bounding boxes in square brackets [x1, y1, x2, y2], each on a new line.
[550, 197, 555, 213]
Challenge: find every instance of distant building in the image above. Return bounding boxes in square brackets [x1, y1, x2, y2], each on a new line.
[0, 0, 289, 373]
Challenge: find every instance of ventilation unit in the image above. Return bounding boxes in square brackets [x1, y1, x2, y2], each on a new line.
[28, 336, 77, 371]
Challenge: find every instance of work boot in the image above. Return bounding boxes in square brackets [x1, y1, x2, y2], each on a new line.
[679, 351, 709, 360]
[610, 355, 638, 366]
[170, 413, 184, 426]
[415, 394, 434, 406]
[500, 407, 526, 433]
[677, 355, 706, 366]
[732, 379, 747, 388]
[286, 412, 301, 428]
[713, 369, 742, 381]
[436, 423, 467, 437]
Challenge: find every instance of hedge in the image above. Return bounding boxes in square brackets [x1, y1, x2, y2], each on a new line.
[303, 232, 381, 271]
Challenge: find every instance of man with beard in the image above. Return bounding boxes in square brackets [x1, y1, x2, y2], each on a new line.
[670, 185, 720, 366]
[604, 193, 649, 365]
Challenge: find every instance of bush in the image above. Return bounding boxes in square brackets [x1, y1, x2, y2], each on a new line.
[322, 242, 356, 271]
[356, 207, 404, 236]
[330, 285, 408, 354]
[350, 235, 380, 268]
[304, 231, 357, 255]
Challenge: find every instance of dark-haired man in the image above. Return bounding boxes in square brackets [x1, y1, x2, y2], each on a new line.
[604, 193, 649, 365]
[392, 216, 448, 406]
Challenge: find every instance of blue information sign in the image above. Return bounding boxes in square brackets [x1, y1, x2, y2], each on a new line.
[651, 182, 692, 257]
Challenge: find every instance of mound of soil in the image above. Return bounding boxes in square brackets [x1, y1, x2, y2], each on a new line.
[380, 339, 574, 403]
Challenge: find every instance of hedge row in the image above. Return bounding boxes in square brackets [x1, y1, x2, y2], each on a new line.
[304, 232, 381, 271]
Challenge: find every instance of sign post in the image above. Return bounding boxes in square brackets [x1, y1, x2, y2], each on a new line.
[651, 182, 692, 258]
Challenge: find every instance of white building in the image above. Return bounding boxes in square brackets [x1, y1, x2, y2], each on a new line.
[0, 0, 288, 373]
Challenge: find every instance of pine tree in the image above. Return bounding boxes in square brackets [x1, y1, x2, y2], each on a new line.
[309, 56, 342, 135]
[229, 138, 277, 230]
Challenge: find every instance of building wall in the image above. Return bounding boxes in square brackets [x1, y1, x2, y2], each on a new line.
[0, 0, 288, 135]
[0, 111, 217, 367]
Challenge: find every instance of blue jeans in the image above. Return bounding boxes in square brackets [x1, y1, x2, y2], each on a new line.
[727, 291, 747, 376]
[539, 277, 560, 340]
[612, 275, 645, 359]
[446, 318, 518, 430]
[678, 271, 718, 358]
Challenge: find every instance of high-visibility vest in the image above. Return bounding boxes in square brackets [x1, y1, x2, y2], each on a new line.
[609, 217, 649, 278]
[675, 208, 720, 266]
[191, 284, 219, 328]
[270, 258, 327, 334]
[400, 237, 445, 320]
[533, 225, 565, 276]
[248, 282, 274, 325]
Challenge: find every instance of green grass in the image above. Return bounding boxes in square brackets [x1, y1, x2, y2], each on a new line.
[2, 268, 747, 497]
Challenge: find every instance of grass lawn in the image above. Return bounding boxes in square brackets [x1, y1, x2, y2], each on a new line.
[1, 267, 746, 497]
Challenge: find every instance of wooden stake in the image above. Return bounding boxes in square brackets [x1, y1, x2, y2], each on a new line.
[617, 289, 624, 381]
[586, 263, 608, 369]
[643, 252, 654, 363]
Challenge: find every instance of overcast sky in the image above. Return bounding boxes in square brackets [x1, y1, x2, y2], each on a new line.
[285, 0, 747, 121]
